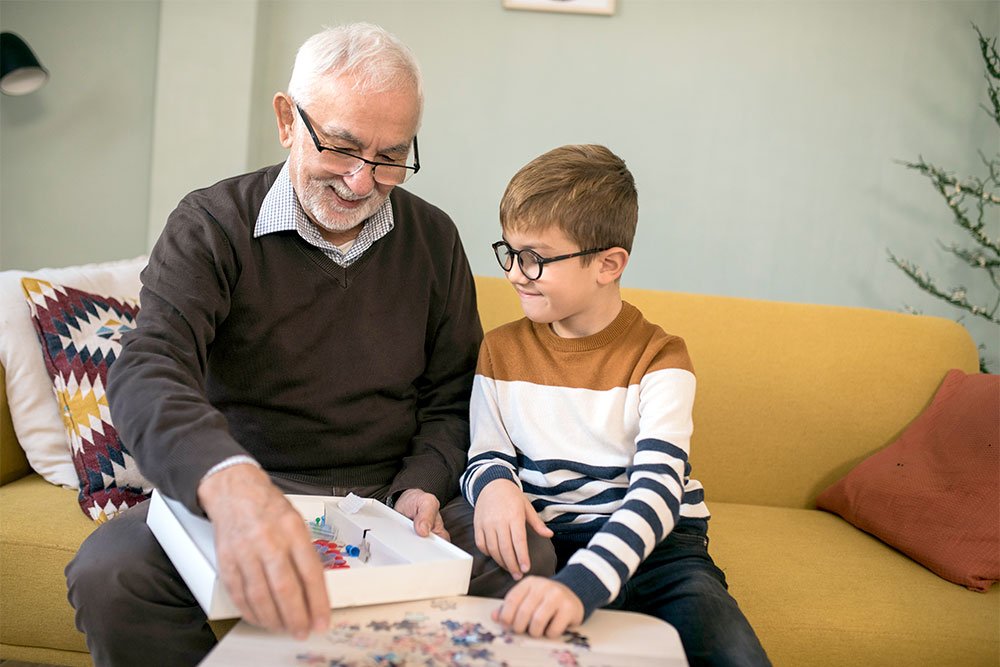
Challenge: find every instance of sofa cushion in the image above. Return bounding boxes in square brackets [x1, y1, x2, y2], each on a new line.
[708, 501, 999, 666]
[0, 474, 93, 658]
[22, 278, 152, 522]
[816, 369, 999, 591]
[0, 257, 147, 488]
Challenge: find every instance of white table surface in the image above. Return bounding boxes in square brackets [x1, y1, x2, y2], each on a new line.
[200, 595, 687, 666]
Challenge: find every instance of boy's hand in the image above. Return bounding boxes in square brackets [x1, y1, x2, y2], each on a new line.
[474, 479, 553, 579]
[493, 576, 584, 638]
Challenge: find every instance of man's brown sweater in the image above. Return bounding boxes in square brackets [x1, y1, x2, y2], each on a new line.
[108, 163, 483, 515]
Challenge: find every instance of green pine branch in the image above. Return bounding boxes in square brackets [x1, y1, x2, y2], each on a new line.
[975, 25, 1000, 125]
[887, 251, 1000, 324]
[939, 241, 1000, 274]
[898, 158, 1000, 255]
[889, 25, 999, 371]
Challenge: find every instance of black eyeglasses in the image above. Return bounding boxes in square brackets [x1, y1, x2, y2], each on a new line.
[492, 240, 610, 281]
[295, 103, 420, 186]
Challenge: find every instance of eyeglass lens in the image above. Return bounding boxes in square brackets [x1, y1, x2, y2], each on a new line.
[494, 243, 541, 280]
[297, 103, 416, 186]
[320, 152, 413, 186]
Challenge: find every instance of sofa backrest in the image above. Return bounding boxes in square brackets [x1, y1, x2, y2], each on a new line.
[1, 268, 979, 509]
[0, 363, 31, 485]
[473, 276, 979, 510]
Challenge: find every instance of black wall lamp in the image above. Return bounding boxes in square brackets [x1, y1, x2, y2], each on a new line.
[1, 31, 48, 95]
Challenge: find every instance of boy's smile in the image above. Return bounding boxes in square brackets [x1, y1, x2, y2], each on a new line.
[501, 227, 625, 339]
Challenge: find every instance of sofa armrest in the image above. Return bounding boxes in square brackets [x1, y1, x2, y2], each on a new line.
[1, 362, 31, 486]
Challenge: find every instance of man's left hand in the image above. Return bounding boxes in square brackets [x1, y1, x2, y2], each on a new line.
[392, 489, 450, 541]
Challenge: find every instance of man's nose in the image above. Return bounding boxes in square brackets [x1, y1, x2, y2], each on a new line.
[342, 165, 377, 197]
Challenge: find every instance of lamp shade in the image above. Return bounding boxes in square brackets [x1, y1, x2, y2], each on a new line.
[1, 32, 48, 95]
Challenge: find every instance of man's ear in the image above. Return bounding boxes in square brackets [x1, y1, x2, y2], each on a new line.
[596, 248, 629, 285]
[274, 93, 295, 149]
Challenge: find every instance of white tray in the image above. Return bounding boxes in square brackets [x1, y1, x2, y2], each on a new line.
[147, 490, 472, 619]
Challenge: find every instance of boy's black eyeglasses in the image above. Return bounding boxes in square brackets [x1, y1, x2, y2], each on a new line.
[492, 240, 610, 281]
[295, 103, 420, 186]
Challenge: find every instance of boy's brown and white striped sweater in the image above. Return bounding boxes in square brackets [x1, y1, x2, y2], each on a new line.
[461, 301, 710, 618]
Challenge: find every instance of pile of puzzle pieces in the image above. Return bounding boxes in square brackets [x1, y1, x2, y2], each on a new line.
[312, 539, 352, 570]
[308, 515, 369, 569]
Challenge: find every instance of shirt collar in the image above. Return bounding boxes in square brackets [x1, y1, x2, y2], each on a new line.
[253, 161, 394, 266]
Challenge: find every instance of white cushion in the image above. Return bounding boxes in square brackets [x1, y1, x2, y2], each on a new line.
[0, 256, 147, 487]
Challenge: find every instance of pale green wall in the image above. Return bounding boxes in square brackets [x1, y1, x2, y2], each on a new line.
[147, 0, 258, 249]
[247, 0, 1000, 368]
[2, 0, 998, 367]
[0, 0, 158, 269]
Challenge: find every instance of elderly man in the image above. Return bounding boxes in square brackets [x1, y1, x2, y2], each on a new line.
[66, 23, 483, 666]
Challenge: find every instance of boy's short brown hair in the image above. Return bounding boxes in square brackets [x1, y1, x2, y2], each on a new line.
[499, 144, 638, 256]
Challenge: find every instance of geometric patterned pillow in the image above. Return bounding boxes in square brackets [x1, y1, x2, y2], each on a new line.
[21, 277, 153, 522]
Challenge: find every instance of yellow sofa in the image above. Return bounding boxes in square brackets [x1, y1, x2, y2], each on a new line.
[1, 275, 997, 666]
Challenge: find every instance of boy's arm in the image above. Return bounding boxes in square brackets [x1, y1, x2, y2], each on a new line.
[461, 343, 552, 575]
[460, 343, 521, 504]
[552, 361, 698, 619]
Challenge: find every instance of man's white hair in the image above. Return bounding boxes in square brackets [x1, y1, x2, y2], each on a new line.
[288, 23, 423, 112]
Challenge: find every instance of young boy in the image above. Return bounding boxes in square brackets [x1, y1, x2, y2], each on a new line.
[460, 145, 771, 666]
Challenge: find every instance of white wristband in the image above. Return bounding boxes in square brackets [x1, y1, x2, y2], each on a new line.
[201, 455, 261, 482]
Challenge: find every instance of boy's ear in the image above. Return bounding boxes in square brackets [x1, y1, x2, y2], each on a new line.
[596, 248, 629, 285]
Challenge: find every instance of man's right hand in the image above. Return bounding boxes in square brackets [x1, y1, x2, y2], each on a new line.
[473, 479, 554, 580]
[197, 464, 329, 638]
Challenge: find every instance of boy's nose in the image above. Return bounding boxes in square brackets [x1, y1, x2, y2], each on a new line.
[504, 259, 531, 285]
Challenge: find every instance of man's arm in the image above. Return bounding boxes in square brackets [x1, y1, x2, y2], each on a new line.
[109, 198, 249, 513]
[109, 189, 330, 637]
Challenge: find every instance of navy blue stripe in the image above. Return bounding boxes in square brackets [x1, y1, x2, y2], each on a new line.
[619, 498, 665, 542]
[631, 473, 679, 504]
[630, 461, 682, 495]
[551, 563, 611, 618]
[468, 450, 517, 467]
[590, 544, 630, 583]
[547, 514, 608, 531]
[531, 487, 627, 509]
[626, 463, 675, 476]
[470, 466, 518, 502]
[636, 438, 688, 463]
[520, 455, 626, 479]
[521, 475, 622, 496]
[683, 487, 705, 505]
[603, 521, 647, 557]
[634, 477, 681, 520]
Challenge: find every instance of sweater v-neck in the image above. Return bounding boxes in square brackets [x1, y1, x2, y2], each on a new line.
[294, 232, 380, 289]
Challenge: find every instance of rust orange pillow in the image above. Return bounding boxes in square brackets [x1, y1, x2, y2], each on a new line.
[817, 369, 999, 591]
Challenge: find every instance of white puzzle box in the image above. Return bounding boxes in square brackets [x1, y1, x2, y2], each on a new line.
[146, 490, 473, 620]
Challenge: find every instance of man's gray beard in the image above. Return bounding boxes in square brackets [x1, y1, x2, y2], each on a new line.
[302, 179, 389, 233]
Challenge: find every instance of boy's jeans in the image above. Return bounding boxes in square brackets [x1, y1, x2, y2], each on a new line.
[590, 527, 771, 667]
[456, 502, 773, 667]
